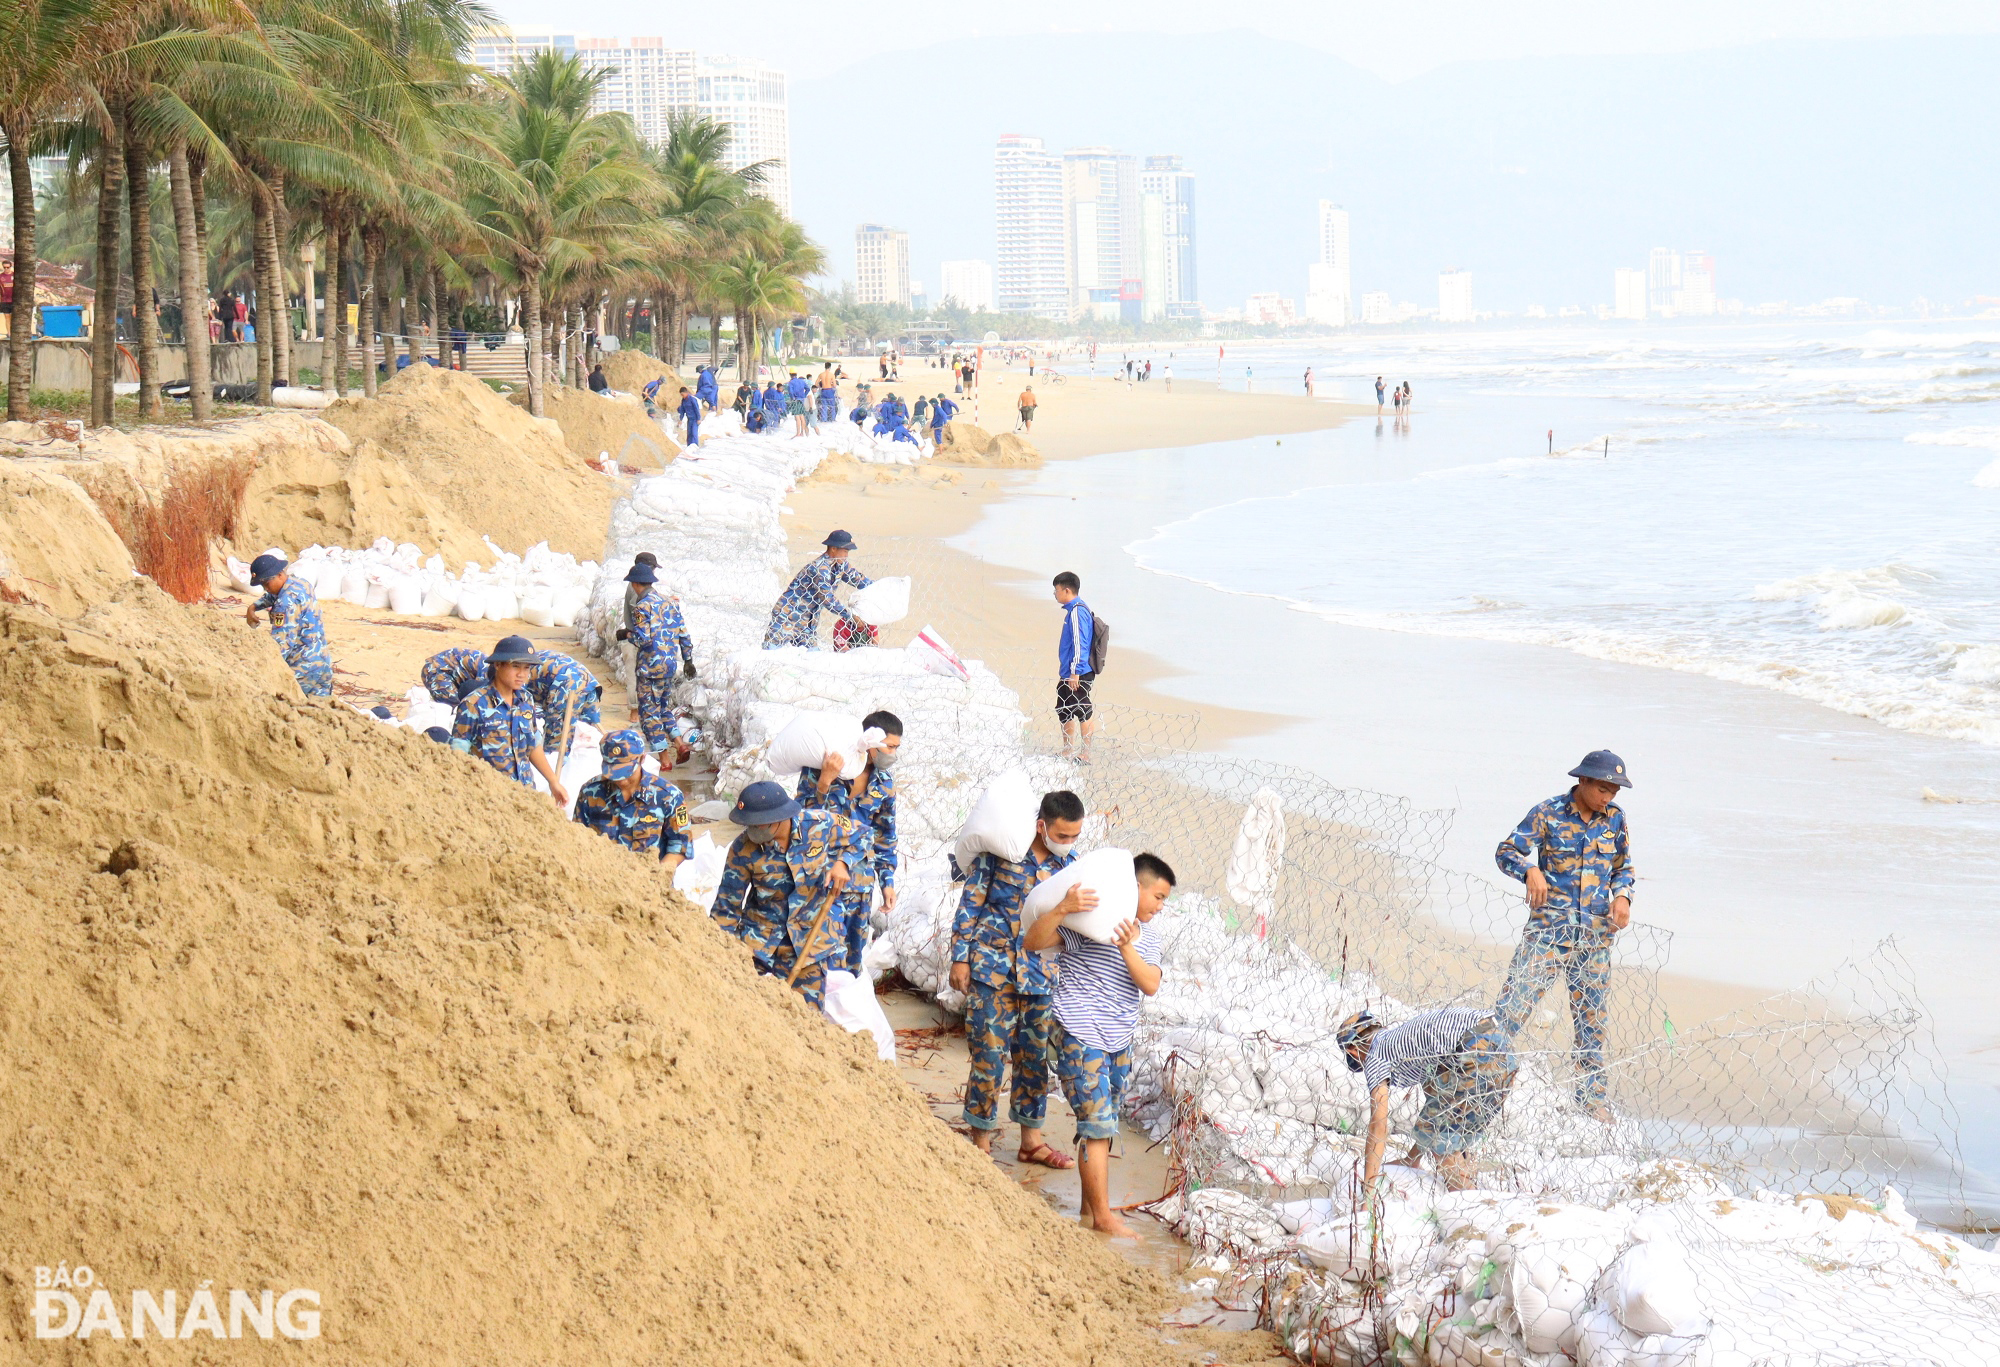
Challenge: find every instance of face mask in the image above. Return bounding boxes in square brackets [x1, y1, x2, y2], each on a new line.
[746, 823, 783, 846]
[1043, 836, 1076, 857]
[870, 748, 899, 770]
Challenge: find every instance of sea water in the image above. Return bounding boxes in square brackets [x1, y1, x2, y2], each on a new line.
[958, 320, 2000, 1196]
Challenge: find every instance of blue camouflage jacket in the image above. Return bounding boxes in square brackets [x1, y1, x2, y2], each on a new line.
[1495, 789, 1636, 926]
[527, 650, 602, 732]
[257, 578, 333, 696]
[421, 647, 487, 706]
[796, 762, 897, 890]
[629, 588, 693, 680]
[952, 846, 1076, 996]
[763, 555, 871, 648]
[450, 683, 544, 787]
[573, 773, 692, 861]
[713, 809, 871, 968]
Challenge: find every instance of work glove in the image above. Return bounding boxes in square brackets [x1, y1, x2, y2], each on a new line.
[614, 628, 629, 642]
[681, 660, 698, 680]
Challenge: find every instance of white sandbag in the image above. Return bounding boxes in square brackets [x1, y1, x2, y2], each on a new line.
[484, 587, 521, 622]
[1607, 1239, 1707, 1339]
[850, 575, 912, 626]
[269, 385, 334, 409]
[309, 560, 346, 598]
[1299, 1194, 1438, 1281]
[387, 575, 424, 615]
[766, 711, 865, 780]
[457, 584, 487, 622]
[908, 624, 969, 681]
[1022, 846, 1138, 943]
[226, 555, 255, 592]
[363, 575, 392, 609]
[952, 769, 1039, 869]
[822, 969, 897, 1062]
[420, 579, 458, 616]
[673, 832, 727, 909]
[520, 585, 557, 628]
[552, 586, 589, 629]
[339, 566, 370, 605]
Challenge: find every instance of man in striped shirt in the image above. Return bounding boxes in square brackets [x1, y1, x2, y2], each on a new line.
[1025, 852, 1175, 1237]
[1338, 1006, 1518, 1193]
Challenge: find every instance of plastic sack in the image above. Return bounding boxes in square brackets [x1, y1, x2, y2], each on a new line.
[339, 566, 370, 605]
[226, 555, 255, 593]
[363, 576, 392, 609]
[519, 585, 556, 628]
[908, 625, 969, 681]
[673, 833, 727, 909]
[485, 587, 521, 622]
[456, 585, 487, 622]
[822, 969, 897, 1062]
[1299, 1193, 1438, 1281]
[766, 711, 864, 780]
[952, 769, 1039, 869]
[1608, 1239, 1707, 1339]
[387, 575, 424, 615]
[1022, 846, 1137, 943]
[850, 575, 912, 626]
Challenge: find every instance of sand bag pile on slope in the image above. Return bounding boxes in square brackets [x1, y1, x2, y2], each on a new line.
[0, 584, 1178, 1367]
[226, 536, 599, 628]
[324, 365, 613, 559]
[510, 383, 678, 471]
[239, 432, 489, 566]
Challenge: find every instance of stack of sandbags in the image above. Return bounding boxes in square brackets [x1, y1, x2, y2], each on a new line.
[227, 536, 598, 627]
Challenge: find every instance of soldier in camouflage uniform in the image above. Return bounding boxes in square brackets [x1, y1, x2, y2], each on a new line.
[793, 710, 902, 974]
[244, 554, 333, 697]
[762, 530, 872, 649]
[1492, 749, 1636, 1119]
[526, 649, 602, 761]
[449, 634, 566, 806]
[712, 780, 871, 1008]
[571, 729, 692, 872]
[420, 646, 488, 707]
[949, 788, 1085, 1170]
[614, 561, 694, 757]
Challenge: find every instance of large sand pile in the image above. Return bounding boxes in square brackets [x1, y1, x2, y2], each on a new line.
[325, 366, 615, 559]
[0, 460, 136, 615]
[510, 384, 678, 472]
[0, 584, 1178, 1365]
[939, 420, 1043, 468]
[239, 434, 488, 564]
[599, 349, 683, 396]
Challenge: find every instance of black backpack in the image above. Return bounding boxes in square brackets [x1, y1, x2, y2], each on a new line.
[1087, 610, 1110, 675]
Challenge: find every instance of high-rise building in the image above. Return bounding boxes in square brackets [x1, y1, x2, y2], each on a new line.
[1613, 267, 1648, 320]
[939, 260, 994, 312]
[1063, 148, 1141, 318]
[1305, 202, 1352, 325]
[993, 135, 1068, 319]
[471, 28, 790, 213]
[1139, 193, 1167, 323]
[1438, 269, 1474, 323]
[855, 225, 910, 307]
[1244, 294, 1297, 326]
[1647, 247, 1682, 314]
[1677, 250, 1717, 316]
[1361, 291, 1393, 325]
[1139, 155, 1198, 318]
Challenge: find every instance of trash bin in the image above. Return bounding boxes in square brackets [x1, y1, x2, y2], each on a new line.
[40, 306, 85, 338]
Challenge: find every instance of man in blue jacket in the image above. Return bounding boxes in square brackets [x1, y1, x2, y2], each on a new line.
[695, 364, 720, 411]
[675, 385, 701, 446]
[1052, 570, 1096, 762]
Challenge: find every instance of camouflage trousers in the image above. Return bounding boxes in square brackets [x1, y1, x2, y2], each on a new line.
[1411, 1017, 1519, 1156]
[1050, 1017, 1131, 1142]
[748, 932, 841, 1011]
[294, 659, 334, 698]
[836, 885, 873, 975]
[634, 671, 675, 754]
[1491, 916, 1614, 1105]
[962, 982, 1052, 1132]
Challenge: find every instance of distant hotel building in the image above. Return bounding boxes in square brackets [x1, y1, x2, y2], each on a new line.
[1139, 156, 1199, 320]
[993, 135, 1068, 319]
[1306, 201, 1351, 326]
[1438, 269, 1474, 322]
[1361, 291, 1394, 325]
[855, 225, 911, 307]
[939, 259, 994, 312]
[471, 27, 791, 213]
[1613, 267, 1647, 320]
[1639, 248, 1718, 317]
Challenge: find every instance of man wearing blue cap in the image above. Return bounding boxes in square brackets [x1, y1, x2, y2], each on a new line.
[614, 560, 694, 757]
[450, 635, 567, 806]
[763, 531, 872, 649]
[525, 649, 601, 761]
[711, 780, 871, 1006]
[572, 728, 693, 874]
[1492, 750, 1636, 1121]
[243, 554, 333, 697]
[420, 646, 488, 708]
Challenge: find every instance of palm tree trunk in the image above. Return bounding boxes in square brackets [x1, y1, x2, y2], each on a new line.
[326, 211, 347, 396]
[248, 174, 276, 405]
[521, 273, 544, 417]
[124, 119, 160, 419]
[5, 124, 38, 421]
[167, 143, 211, 421]
[270, 168, 291, 385]
[302, 237, 317, 345]
[359, 223, 382, 397]
[90, 100, 127, 429]
[709, 310, 723, 382]
[429, 268, 445, 367]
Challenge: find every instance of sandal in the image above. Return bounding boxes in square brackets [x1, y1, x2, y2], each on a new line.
[1017, 1141, 1076, 1170]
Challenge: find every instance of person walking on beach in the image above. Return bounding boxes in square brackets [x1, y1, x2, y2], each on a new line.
[244, 554, 333, 697]
[951, 789, 1087, 1171]
[764, 530, 872, 649]
[1304, 367, 1315, 397]
[1337, 1005, 1518, 1192]
[1375, 376, 1386, 414]
[449, 635, 567, 807]
[1025, 851, 1176, 1234]
[1491, 750, 1635, 1123]
[1163, 363, 1172, 393]
[1018, 384, 1038, 434]
[1052, 572, 1098, 762]
[713, 780, 871, 1008]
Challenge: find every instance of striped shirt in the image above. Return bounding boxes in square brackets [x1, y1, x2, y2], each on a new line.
[1362, 1008, 1484, 1090]
[1051, 923, 1161, 1053]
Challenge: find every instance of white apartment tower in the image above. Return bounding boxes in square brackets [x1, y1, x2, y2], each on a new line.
[1138, 155, 1199, 318]
[1438, 269, 1474, 323]
[471, 28, 791, 213]
[939, 260, 994, 312]
[1614, 267, 1648, 320]
[1306, 201, 1352, 326]
[994, 135, 1068, 319]
[855, 225, 911, 307]
[1063, 148, 1141, 317]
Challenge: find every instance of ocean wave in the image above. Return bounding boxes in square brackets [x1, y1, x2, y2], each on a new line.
[1903, 427, 2000, 484]
[1752, 566, 1920, 630]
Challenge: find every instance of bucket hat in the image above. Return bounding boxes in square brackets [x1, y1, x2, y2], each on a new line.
[487, 634, 538, 665]
[822, 529, 856, 550]
[730, 780, 800, 826]
[624, 561, 659, 584]
[1568, 749, 1633, 789]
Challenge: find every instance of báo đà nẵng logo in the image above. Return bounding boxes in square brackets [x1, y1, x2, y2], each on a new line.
[30, 1263, 321, 1341]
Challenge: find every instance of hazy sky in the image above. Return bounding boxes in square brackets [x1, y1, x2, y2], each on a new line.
[489, 1, 2000, 81]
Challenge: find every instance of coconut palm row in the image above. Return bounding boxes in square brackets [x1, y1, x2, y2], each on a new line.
[0, 0, 824, 425]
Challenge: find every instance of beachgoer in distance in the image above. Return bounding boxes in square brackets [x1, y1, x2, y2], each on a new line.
[1491, 750, 1635, 1123]
[951, 789, 1087, 1170]
[1338, 1005, 1518, 1193]
[1018, 384, 1038, 434]
[1375, 376, 1386, 415]
[712, 780, 870, 1008]
[764, 530, 872, 649]
[1024, 852, 1176, 1235]
[573, 728, 693, 876]
[1304, 367, 1314, 397]
[449, 635, 567, 806]
[244, 554, 333, 697]
[1052, 571, 1097, 763]
[794, 710, 902, 973]
[1163, 363, 1172, 393]
[676, 386, 701, 446]
[588, 363, 609, 393]
[786, 369, 811, 435]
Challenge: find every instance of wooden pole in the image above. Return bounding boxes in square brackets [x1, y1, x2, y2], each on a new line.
[785, 882, 847, 988]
